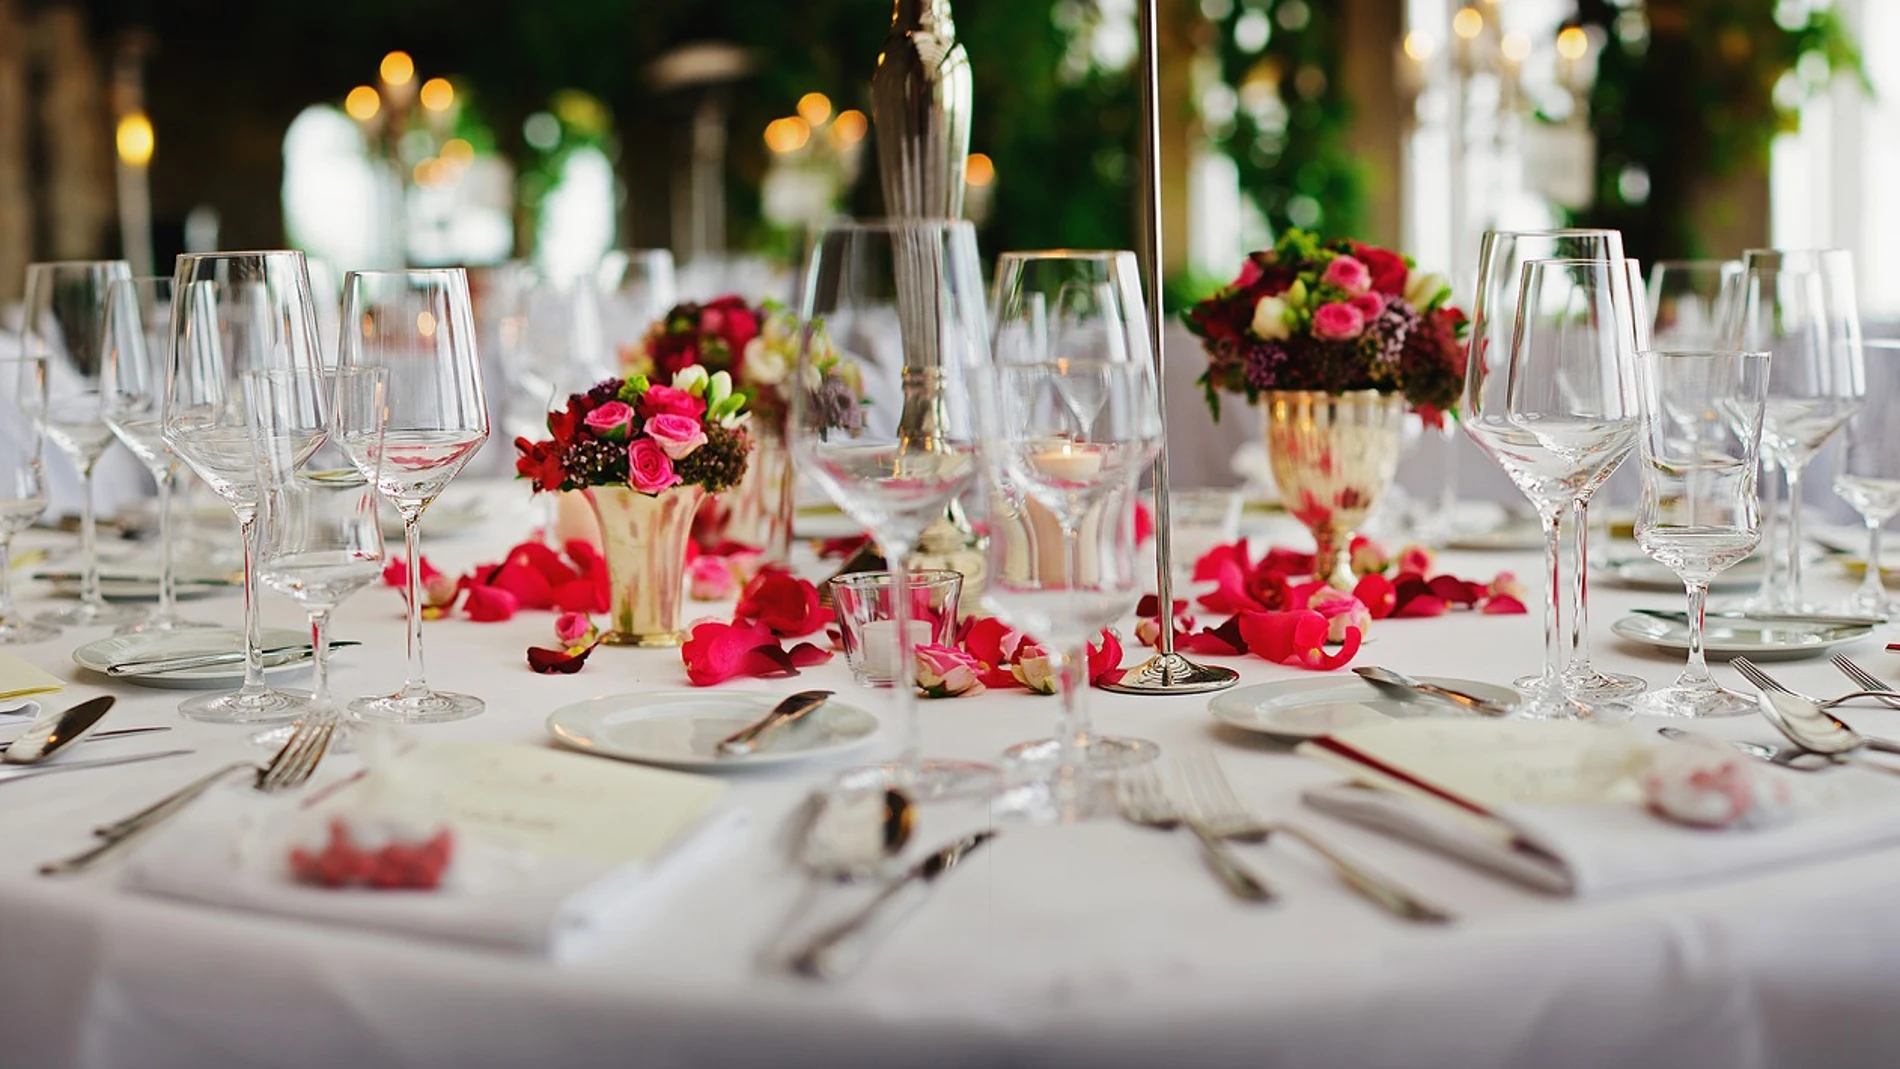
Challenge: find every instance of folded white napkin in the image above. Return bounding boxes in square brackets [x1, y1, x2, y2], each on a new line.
[0, 699, 40, 720]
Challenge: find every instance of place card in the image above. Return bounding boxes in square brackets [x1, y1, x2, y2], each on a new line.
[0, 649, 64, 703]
[1298, 719, 1655, 812]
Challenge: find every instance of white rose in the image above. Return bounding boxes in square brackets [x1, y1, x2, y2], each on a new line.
[745, 337, 788, 386]
[1404, 271, 1450, 310]
[1251, 295, 1291, 341]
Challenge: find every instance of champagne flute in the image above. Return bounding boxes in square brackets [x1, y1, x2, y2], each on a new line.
[1468, 230, 1642, 702]
[1465, 258, 1641, 718]
[21, 260, 145, 628]
[101, 276, 214, 633]
[790, 219, 996, 799]
[0, 357, 56, 643]
[1831, 339, 1900, 617]
[163, 251, 326, 723]
[337, 269, 490, 724]
[1630, 350, 1771, 717]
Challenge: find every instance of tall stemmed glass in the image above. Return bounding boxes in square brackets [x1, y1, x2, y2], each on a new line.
[1468, 230, 1642, 702]
[1465, 259, 1641, 718]
[0, 357, 56, 643]
[101, 276, 214, 633]
[976, 360, 1163, 814]
[1831, 340, 1900, 618]
[1722, 249, 1863, 612]
[1648, 260, 1740, 349]
[1630, 350, 1771, 717]
[502, 270, 615, 543]
[337, 269, 490, 724]
[21, 260, 144, 628]
[164, 251, 326, 723]
[790, 219, 996, 798]
[599, 248, 678, 350]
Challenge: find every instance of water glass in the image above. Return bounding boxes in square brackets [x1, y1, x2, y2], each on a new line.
[830, 570, 962, 686]
[0, 357, 55, 643]
[1167, 487, 1241, 586]
[1831, 339, 1900, 617]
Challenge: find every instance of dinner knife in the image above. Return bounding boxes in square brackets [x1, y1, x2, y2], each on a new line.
[0, 725, 170, 754]
[33, 571, 240, 587]
[1631, 608, 1884, 629]
[0, 748, 194, 785]
[790, 829, 996, 980]
[717, 690, 832, 757]
[106, 641, 362, 677]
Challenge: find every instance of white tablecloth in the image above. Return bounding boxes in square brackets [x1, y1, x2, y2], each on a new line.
[3, 480, 1900, 1069]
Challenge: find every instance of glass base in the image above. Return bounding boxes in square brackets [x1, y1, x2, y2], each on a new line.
[1839, 589, 1898, 621]
[1561, 668, 1647, 700]
[1001, 735, 1161, 771]
[1631, 683, 1758, 719]
[179, 686, 314, 725]
[831, 758, 1000, 803]
[250, 720, 358, 754]
[114, 613, 218, 636]
[0, 617, 59, 644]
[1511, 677, 1634, 722]
[37, 599, 146, 628]
[349, 689, 485, 724]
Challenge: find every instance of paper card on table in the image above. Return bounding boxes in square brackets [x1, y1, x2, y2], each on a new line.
[1296, 719, 1656, 810]
[0, 649, 64, 702]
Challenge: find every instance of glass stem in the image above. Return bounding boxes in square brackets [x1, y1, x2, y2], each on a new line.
[1680, 579, 1713, 688]
[308, 606, 333, 710]
[1060, 522, 1091, 763]
[401, 515, 427, 692]
[1563, 498, 1592, 679]
[1862, 516, 1887, 607]
[886, 541, 920, 770]
[154, 467, 178, 623]
[78, 463, 102, 607]
[1538, 510, 1564, 688]
[1785, 459, 1807, 608]
[1752, 456, 1784, 603]
[237, 510, 267, 696]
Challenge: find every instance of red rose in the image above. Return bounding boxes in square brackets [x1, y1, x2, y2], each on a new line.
[701, 295, 761, 358]
[638, 384, 707, 422]
[734, 567, 830, 637]
[1350, 242, 1409, 297]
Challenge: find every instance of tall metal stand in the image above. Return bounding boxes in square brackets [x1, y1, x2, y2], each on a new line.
[1099, 0, 1238, 696]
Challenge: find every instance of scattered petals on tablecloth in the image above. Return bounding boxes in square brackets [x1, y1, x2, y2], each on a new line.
[383, 555, 459, 620]
[733, 568, 831, 637]
[680, 619, 832, 686]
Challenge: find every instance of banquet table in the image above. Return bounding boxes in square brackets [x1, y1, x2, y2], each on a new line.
[4, 480, 1900, 1069]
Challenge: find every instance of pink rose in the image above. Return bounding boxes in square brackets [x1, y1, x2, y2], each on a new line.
[1323, 255, 1372, 295]
[644, 413, 708, 460]
[1311, 302, 1366, 341]
[638, 384, 707, 422]
[554, 611, 597, 647]
[1305, 586, 1372, 645]
[583, 400, 634, 441]
[687, 555, 736, 600]
[1010, 644, 1060, 695]
[1488, 571, 1525, 601]
[1348, 534, 1389, 577]
[916, 643, 985, 698]
[1396, 543, 1436, 576]
[1348, 293, 1385, 321]
[627, 438, 681, 494]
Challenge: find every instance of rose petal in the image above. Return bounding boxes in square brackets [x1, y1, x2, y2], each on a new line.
[1481, 594, 1528, 615]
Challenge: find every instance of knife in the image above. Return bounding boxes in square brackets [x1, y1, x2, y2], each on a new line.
[106, 642, 361, 677]
[33, 571, 241, 587]
[0, 748, 194, 785]
[1632, 608, 1884, 629]
[0, 725, 170, 754]
[717, 690, 833, 757]
[790, 829, 996, 980]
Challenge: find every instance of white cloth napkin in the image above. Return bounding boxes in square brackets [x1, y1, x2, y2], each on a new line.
[0, 699, 40, 720]
[1305, 762, 1900, 897]
[122, 787, 749, 958]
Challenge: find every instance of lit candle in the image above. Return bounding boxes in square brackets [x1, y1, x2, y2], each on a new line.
[1025, 440, 1106, 583]
[857, 619, 899, 681]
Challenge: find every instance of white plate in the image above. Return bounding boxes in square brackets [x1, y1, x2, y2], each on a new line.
[1207, 675, 1521, 745]
[1610, 614, 1877, 661]
[42, 561, 237, 602]
[547, 690, 880, 770]
[73, 627, 313, 689]
[1594, 556, 1764, 593]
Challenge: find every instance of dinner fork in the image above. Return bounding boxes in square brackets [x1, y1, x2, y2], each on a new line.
[1828, 653, 1900, 711]
[1176, 750, 1454, 924]
[40, 715, 337, 876]
[1117, 763, 1274, 903]
[1731, 658, 1900, 726]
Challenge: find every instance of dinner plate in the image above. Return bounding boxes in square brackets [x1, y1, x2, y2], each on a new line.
[1610, 614, 1878, 661]
[1207, 675, 1521, 745]
[547, 690, 881, 770]
[73, 627, 312, 689]
[1593, 556, 1764, 593]
[40, 560, 237, 602]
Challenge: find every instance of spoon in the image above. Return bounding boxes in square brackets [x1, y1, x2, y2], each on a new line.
[1756, 690, 1900, 776]
[1655, 726, 1834, 772]
[1353, 666, 1514, 717]
[798, 786, 916, 883]
[1, 696, 117, 765]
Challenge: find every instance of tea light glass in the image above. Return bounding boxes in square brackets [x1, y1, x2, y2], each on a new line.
[830, 570, 963, 686]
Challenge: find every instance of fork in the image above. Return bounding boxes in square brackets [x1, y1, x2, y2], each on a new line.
[1177, 751, 1454, 924]
[1117, 764, 1274, 903]
[1732, 658, 1900, 721]
[40, 715, 337, 876]
[1829, 653, 1900, 711]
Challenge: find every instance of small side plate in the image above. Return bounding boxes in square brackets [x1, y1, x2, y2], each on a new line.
[1611, 614, 1876, 661]
[547, 690, 880, 771]
[73, 628, 312, 689]
[1208, 675, 1520, 745]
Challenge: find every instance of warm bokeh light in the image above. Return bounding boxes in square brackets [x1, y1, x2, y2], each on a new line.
[380, 51, 415, 86]
[344, 85, 381, 121]
[115, 111, 154, 167]
[796, 92, 833, 127]
[1402, 33, 1436, 62]
[440, 137, 474, 163]
[1500, 33, 1532, 63]
[1556, 26, 1590, 60]
[1452, 7, 1483, 40]
[413, 157, 437, 184]
[416, 310, 437, 338]
[965, 153, 995, 187]
[763, 116, 812, 153]
[831, 109, 868, 147]
[419, 77, 454, 112]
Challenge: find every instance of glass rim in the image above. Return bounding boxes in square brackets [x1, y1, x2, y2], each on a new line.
[343, 267, 468, 281]
[25, 259, 132, 271]
[827, 569, 964, 590]
[174, 249, 307, 261]
[994, 249, 1137, 263]
[1650, 258, 1739, 270]
[809, 218, 975, 236]
[1516, 255, 1626, 269]
[1636, 348, 1770, 360]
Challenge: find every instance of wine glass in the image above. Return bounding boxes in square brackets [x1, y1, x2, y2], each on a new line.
[599, 248, 678, 352]
[1630, 350, 1772, 717]
[789, 219, 996, 799]
[21, 260, 145, 629]
[164, 251, 326, 723]
[1722, 249, 1864, 612]
[0, 357, 56, 643]
[1648, 260, 1740, 349]
[501, 269, 615, 542]
[101, 276, 214, 633]
[337, 269, 490, 724]
[1465, 258, 1641, 718]
[1468, 230, 1642, 702]
[976, 360, 1163, 817]
[1831, 339, 1900, 618]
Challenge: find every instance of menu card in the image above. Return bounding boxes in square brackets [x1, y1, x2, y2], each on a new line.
[0, 649, 63, 703]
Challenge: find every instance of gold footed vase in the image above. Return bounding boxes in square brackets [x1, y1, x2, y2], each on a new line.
[1264, 389, 1407, 589]
[699, 423, 795, 562]
[585, 484, 706, 647]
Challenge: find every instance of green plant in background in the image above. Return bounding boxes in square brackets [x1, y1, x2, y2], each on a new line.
[1572, 0, 1864, 260]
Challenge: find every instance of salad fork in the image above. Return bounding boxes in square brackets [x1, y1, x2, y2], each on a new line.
[1117, 763, 1274, 903]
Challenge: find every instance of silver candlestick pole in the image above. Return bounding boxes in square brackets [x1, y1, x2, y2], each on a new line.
[1100, 0, 1238, 696]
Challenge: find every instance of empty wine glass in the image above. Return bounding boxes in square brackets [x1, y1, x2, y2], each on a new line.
[101, 276, 214, 633]
[164, 251, 327, 723]
[1631, 350, 1771, 717]
[1648, 260, 1740, 349]
[337, 269, 490, 724]
[1831, 339, 1900, 618]
[790, 219, 996, 799]
[0, 357, 56, 644]
[1722, 249, 1864, 612]
[1465, 258, 1641, 718]
[501, 269, 615, 542]
[21, 260, 144, 629]
[1469, 230, 1642, 702]
[599, 248, 678, 352]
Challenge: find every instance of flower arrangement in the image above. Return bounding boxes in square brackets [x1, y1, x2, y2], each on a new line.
[513, 367, 751, 496]
[1187, 229, 1469, 426]
[624, 295, 863, 430]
